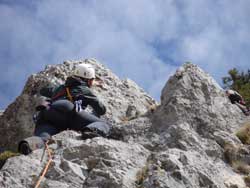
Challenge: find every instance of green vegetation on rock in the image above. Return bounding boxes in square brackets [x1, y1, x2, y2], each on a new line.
[0, 151, 20, 169]
[236, 122, 250, 145]
[223, 68, 250, 105]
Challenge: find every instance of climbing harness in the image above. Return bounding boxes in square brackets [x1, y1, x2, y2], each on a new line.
[75, 100, 83, 112]
[34, 141, 53, 188]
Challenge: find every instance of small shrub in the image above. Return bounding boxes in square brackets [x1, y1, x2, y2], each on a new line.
[135, 165, 149, 188]
[232, 161, 250, 174]
[244, 175, 250, 187]
[223, 143, 250, 174]
[224, 143, 238, 164]
[236, 122, 250, 144]
[0, 151, 20, 169]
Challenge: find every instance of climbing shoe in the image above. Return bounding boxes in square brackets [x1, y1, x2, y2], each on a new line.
[19, 142, 32, 155]
[18, 136, 45, 155]
[81, 131, 100, 140]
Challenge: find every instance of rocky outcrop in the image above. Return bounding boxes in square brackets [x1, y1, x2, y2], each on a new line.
[0, 61, 248, 188]
[112, 63, 247, 188]
[0, 59, 156, 150]
[154, 63, 244, 133]
[0, 131, 150, 188]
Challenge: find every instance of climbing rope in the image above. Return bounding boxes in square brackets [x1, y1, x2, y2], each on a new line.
[34, 141, 53, 188]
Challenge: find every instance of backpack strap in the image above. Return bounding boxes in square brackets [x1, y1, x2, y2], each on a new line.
[51, 87, 73, 102]
[66, 87, 73, 102]
[51, 89, 66, 101]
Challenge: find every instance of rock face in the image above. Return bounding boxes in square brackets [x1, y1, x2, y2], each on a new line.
[154, 63, 244, 133]
[141, 64, 246, 188]
[0, 61, 248, 188]
[0, 59, 156, 150]
[0, 131, 150, 188]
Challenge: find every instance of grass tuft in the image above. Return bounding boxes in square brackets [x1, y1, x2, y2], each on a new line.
[244, 175, 250, 187]
[232, 161, 250, 174]
[236, 122, 250, 144]
[135, 165, 149, 188]
[0, 151, 20, 169]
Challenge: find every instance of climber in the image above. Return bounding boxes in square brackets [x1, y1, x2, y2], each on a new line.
[225, 89, 249, 116]
[18, 64, 111, 155]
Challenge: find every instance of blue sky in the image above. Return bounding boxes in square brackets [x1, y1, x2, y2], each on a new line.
[0, 0, 250, 109]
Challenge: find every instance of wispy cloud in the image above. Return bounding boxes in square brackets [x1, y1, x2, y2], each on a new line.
[0, 0, 250, 109]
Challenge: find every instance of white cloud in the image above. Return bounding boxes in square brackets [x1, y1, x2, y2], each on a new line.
[0, 0, 250, 108]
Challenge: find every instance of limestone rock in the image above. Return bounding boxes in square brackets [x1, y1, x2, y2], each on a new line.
[139, 149, 246, 188]
[154, 63, 244, 134]
[0, 131, 150, 188]
[0, 62, 248, 188]
[142, 63, 247, 187]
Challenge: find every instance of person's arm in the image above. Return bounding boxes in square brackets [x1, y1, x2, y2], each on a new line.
[40, 87, 54, 98]
[78, 89, 106, 116]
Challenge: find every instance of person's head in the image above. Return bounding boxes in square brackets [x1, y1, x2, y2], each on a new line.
[225, 89, 234, 96]
[74, 64, 95, 87]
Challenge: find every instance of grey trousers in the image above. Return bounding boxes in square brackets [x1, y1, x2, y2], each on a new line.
[34, 99, 111, 141]
[235, 102, 249, 115]
[19, 100, 111, 153]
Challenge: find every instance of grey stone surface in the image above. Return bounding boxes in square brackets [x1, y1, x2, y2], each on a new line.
[139, 149, 245, 188]
[0, 132, 150, 188]
[0, 62, 249, 188]
[153, 63, 245, 134]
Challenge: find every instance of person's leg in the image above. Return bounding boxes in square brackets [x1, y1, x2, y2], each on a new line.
[50, 99, 74, 114]
[235, 102, 249, 115]
[19, 100, 74, 155]
[34, 123, 61, 142]
[18, 123, 61, 155]
[81, 121, 111, 139]
[39, 100, 75, 130]
[70, 110, 111, 138]
[70, 110, 103, 131]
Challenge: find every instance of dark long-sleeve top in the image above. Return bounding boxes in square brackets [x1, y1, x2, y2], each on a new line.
[228, 91, 243, 104]
[40, 76, 106, 116]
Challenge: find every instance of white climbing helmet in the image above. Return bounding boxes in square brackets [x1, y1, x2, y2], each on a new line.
[74, 64, 95, 79]
[226, 89, 235, 95]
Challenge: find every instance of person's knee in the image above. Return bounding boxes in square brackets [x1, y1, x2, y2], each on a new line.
[34, 124, 60, 140]
[76, 110, 103, 122]
[51, 100, 74, 113]
[39, 132, 51, 142]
